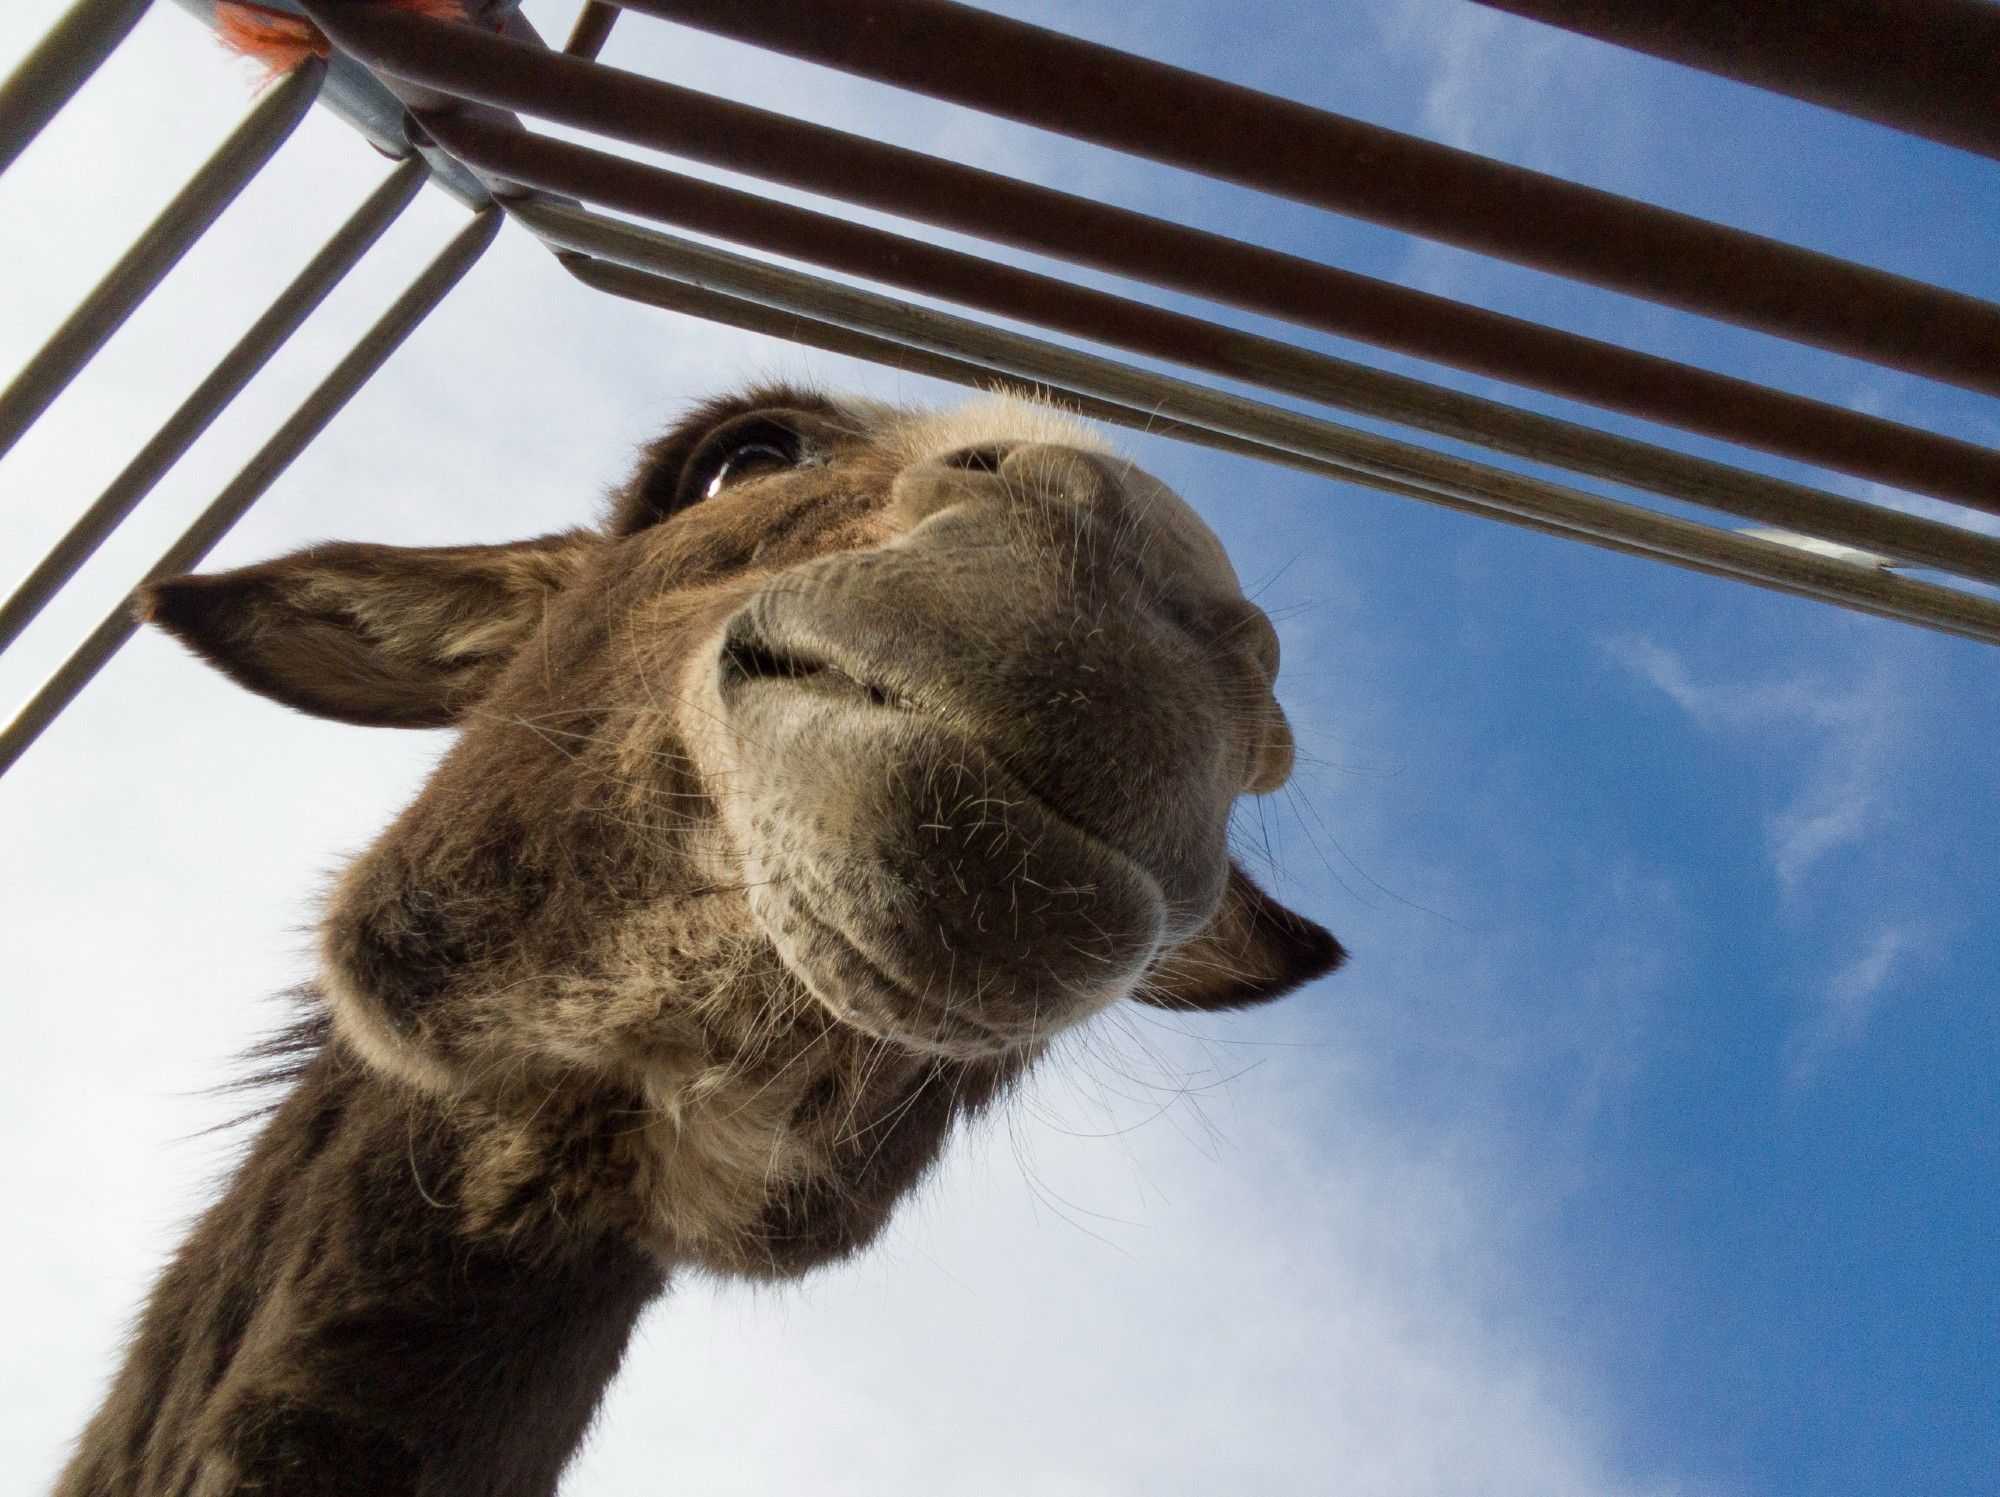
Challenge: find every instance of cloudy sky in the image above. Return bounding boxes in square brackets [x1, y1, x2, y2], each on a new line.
[2, 2, 1994, 1493]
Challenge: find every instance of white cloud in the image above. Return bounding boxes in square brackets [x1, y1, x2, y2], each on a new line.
[1599, 635, 1954, 1074]
[1784, 921, 1942, 1085]
[574, 1019, 1681, 1497]
[1365, 0, 1636, 310]
[1600, 635, 1898, 891]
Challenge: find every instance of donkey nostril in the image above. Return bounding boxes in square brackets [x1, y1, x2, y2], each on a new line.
[719, 614, 904, 711]
[939, 442, 1016, 474]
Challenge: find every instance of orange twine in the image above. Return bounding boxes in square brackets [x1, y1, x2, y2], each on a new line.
[213, 0, 469, 80]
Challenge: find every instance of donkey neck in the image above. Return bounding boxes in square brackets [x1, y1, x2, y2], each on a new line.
[56, 1032, 667, 1497]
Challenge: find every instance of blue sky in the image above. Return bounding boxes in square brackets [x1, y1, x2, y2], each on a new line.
[1, 2, 1993, 1493]
[1134, 5, 2000, 1487]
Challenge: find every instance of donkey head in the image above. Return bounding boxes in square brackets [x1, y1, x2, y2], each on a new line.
[142, 386, 1341, 1270]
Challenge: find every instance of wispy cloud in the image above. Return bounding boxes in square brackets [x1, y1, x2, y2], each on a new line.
[1368, 0, 1632, 308]
[578, 1014, 1690, 1497]
[1784, 920, 1943, 1084]
[1368, 0, 1595, 156]
[1600, 635, 1899, 892]
[1599, 636, 1954, 1074]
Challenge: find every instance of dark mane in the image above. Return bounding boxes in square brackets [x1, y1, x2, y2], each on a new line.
[203, 994, 333, 1133]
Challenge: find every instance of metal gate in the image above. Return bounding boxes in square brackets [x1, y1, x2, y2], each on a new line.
[3, 0, 1995, 780]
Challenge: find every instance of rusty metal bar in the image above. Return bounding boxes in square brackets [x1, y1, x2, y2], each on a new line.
[1471, 0, 2000, 161]
[436, 115, 2000, 585]
[609, 0, 2000, 390]
[0, 59, 323, 463]
[302, 4, 2000, 516]
[0, 208, 501, 782]
[0, 159, 429, 657]
[0, 0, 153, 176]
[567, 252, 1995, 625]
[564, 1, 621, 58]
[515, 199, 2000, 646]
[558, 253, 1270, 452]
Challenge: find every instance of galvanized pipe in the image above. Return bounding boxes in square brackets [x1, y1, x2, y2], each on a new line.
[612, 0, 2000, 390]
[565, 251, 1996, 631]
[0, 59, 324, 463]
[1470, 0, 2000, 161]
[436, 117, 2000, 585]
[558, 254, 1259, 451]
[0, 208, 500, 783]
[0, 160, 429, 657]
[516, 200, 2000, 647]
[0, 0, 153, 176]
[309, 6, 2000, 515]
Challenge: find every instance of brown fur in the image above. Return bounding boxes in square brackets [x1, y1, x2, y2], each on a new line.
[58, 386, 1341, 1496]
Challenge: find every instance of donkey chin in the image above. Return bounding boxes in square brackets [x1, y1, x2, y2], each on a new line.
[689, 439, 1268, 1057]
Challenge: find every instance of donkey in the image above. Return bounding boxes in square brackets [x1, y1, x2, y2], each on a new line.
[56, 386, 1342, 1495]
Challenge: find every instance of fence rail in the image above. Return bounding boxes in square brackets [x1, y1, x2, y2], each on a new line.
[1468, 0, 2000, 161]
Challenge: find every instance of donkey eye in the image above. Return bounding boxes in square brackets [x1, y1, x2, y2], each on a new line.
[704, 440, 797, 499]
[688, 414, 812, 508]
[672, 412, 811, 514]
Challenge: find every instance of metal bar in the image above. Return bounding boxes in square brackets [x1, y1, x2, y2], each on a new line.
[0, 160, 428, 657]
[558, 253, 1236, 440]
[0, 208, 499, 783]
[611, 0, 2000, 390]
[309, 7, 2000, 516]
[564, 251, 1997, 628]
[0, 59, 323, 463]
[168, 0, 493, 208]
[563, 244, 2000, 644]
[516, 200, 2000, 646]
[564, 0, 620, 57]
[0, 0, 153, 176]
[1470, 0, 2000, 161]
[435, 116, 2000, 585]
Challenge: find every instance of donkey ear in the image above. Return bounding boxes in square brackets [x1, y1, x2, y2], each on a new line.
[138, 532, 596, 728]
[1137, 862, 1344, 1011]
